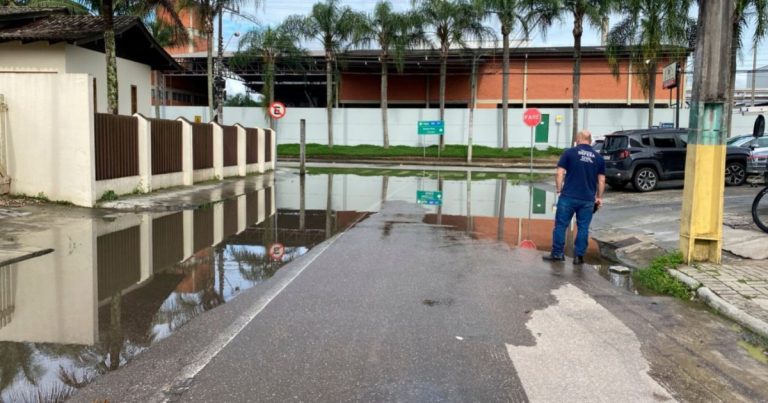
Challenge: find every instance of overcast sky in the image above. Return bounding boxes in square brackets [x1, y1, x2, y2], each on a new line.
[221, 0, 768, 94]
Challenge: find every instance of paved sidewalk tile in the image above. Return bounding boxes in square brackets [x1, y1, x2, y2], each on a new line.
[680, 261, 768, 327]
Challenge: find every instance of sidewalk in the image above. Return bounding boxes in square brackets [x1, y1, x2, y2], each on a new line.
[593, 207, 768, 339]
[278, 156, 558, 170]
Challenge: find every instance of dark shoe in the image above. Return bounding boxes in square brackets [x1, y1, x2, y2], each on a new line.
[573, 256, 585, 265]
[543, 254, 565, 262]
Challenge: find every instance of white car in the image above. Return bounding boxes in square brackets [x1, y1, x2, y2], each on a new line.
[747, 148, 768, 175]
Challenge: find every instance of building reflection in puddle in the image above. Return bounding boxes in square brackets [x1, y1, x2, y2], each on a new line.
[0, 175, 369, 402]
[0, 169, 598, 400]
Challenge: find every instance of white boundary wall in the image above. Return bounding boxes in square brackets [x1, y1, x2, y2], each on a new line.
[1, 72, 95, 206]
[162, 106, 763, 148]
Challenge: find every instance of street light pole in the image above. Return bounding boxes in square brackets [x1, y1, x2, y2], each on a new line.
[215, 10, 224, 123]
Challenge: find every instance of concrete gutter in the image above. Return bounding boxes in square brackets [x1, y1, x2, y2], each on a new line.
[594, 231, 768, 339]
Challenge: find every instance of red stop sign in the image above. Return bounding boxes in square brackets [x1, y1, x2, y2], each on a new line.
[523, 108, 542, 127]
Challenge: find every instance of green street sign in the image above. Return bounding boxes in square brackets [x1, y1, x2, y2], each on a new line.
[417, 190, 443, 206]
[418, 120, 445, 135]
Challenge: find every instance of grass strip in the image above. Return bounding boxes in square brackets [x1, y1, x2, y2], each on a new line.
[303, 167, 550, 182]
[278, 144, 563, 159]
[633, 251, 692, 299]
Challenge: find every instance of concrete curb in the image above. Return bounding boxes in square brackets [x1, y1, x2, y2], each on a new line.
[668, 268, 702, 290]
[668, 268, 768, 339]
[697, 287, 768, 340]
[278, 157, 557, 169]
[597, 235, 768, 339]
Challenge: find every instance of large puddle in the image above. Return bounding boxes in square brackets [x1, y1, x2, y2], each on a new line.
[0, 167, 605, 401]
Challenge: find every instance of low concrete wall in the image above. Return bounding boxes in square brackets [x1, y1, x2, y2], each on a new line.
[161, 106, 764, 148]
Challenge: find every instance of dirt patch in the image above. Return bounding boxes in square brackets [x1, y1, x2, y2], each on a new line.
[0, 195, 43, 208]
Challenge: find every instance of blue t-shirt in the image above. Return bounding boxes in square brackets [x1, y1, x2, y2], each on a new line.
[558, 144, 605, 202]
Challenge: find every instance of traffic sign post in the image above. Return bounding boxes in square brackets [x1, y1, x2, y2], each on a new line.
[268, 243, 285, 261]
[416, 190, 443, 206]
[268, 102, 286, 120]
[417, 120, 445, 159]
[523, 108, 542, 177]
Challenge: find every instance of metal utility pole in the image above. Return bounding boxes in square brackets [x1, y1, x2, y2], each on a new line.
[214, 10, 225, 123]
[679, 0, 735, 264]
[752, 45, 758, 107]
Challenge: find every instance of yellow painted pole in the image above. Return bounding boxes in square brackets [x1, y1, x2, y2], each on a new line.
[679, 0, 734, 264]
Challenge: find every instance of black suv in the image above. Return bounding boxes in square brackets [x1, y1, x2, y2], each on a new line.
[601, 129, 750, 192]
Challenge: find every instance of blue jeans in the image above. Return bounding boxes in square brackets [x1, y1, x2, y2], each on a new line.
[551, 196, 594, 258]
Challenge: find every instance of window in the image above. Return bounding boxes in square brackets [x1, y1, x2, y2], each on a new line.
[641, 135, 651, 146]
[679, 134, 688, 145]
[652, 135, 678, 148]
[759, 137, 768, 147]
[130, 85, 137, 114]
[92, 78, 97, 113]
[603, 136, 628, 152]
[630, 138, 643, 148]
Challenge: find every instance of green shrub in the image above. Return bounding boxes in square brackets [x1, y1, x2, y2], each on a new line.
[99, 190, 119, 202]
[633, 251, 691, 299]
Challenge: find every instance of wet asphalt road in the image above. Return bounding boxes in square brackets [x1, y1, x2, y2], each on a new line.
[73, 197, 768, 402]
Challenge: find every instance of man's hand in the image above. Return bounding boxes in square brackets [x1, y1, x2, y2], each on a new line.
[595, 197, 603, 207]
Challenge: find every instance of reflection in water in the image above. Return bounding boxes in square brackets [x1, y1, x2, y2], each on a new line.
[0, 177, 373, 402]
[0, 169, 600, 401]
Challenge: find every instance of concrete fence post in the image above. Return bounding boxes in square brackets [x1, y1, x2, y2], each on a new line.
[269, 128, 277, 171]
[212, 122, 224, 180]
[134, 113, 152, 192]
[300, 119, 306, 175]
[183, 210, 194, 259]
[235, 124, 247, 177]
[177, 117, 194, 186]
[140, 213, 154, 279]
[257, 128, 266, 173]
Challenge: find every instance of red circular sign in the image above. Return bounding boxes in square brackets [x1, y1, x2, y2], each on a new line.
[269, 243, 285, 261]
[268, 102, 286, 119]
[519, 240, 537, 249]
[523, 108, 542, 127]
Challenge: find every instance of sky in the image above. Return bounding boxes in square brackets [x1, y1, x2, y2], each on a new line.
[220, 0, 768, 96]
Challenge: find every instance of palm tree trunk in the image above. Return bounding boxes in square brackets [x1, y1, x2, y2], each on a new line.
[207, 23, 214, 122]
[502, 30, 510, 151]
[647, 61, 657, 128]
[103, 0, 118, 115]
[726, 21, 740, 138]
[381, 53, 389, 149]
[439, 52, 447, 151]
[572, 13, 583, 145]
[326, 56, 334, 148]
[268, 60, 275, 129]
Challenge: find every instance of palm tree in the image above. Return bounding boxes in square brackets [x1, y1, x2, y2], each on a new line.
[285, 0, 367, 148]
[232, 23, 304, 128]
[606, 0, 693, 128]
[481, 0, 557, 151]
[176, 0, 260, 122]
[356, 1, 427, 149]
[555, 0, 611, 143]
[413, 0, 494, 150]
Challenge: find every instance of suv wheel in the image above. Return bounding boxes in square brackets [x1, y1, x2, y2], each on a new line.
[632, 167, 658, 192]
[725, 161, 746, 186]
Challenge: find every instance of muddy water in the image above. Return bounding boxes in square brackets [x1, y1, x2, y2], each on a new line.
[0, 168, 609, 401]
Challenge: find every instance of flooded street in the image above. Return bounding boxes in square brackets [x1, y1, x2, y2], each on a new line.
[0, 168, 574, 401]
[3, 168, 767, 402]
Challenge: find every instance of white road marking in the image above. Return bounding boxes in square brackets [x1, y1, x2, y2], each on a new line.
[506, 284, 675, 402]
[154, 233, 342, 402]
[154, 179, 410, 402]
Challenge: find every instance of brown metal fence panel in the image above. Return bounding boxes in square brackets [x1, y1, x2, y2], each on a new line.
[265, 129, 272, 163]
[194, 207, 214, 251]
[150, 118, 183, 175]
[223, 198, 239, 237]
[246, 128, 259, 164]
[223, 126, 238, 167]
[95, 113, 139, 180]
[193, 123, 214, 170]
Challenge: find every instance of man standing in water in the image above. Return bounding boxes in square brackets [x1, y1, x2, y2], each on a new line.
[543, 130, 605, 265]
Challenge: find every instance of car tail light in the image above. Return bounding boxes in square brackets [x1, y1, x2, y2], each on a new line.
[617, 150, 631, 160]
